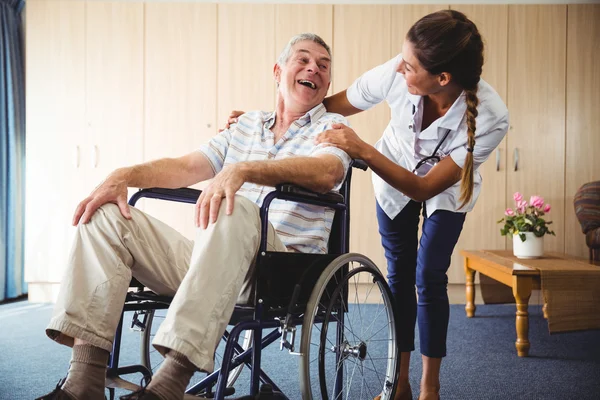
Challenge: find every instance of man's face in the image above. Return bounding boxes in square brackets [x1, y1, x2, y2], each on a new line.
[274, 40, 332, 111]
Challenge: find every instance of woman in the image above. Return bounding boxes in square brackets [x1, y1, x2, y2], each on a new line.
[224, 10, 508, 400]
[316, 10, 509, 400]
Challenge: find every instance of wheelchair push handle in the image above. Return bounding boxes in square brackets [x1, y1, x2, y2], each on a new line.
[352, 159, 368, 171]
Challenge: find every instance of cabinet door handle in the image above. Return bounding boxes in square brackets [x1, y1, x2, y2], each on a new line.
[496, 148, 500, 171]
[513, 148, 519, 171]
[93, 145, 98, 168]
[74, 145, 80, 168]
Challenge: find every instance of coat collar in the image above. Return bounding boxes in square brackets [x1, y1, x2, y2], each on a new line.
[416, 91, 467, 140]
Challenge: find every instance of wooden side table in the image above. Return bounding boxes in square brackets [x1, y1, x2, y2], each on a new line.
[461, 250, 542, 357]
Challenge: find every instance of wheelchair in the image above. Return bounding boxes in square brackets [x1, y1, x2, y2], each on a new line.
[105, 161, 400, 400]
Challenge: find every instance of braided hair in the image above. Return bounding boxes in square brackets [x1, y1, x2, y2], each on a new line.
[407, 10, 484, 208]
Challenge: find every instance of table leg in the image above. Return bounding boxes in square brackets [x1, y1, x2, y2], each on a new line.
[543, 303, 548, 319]
[512, 275, 533, 357]
[464, 259, 476, 318]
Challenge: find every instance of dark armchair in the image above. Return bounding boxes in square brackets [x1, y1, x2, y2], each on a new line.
[574, 181, 600, 262]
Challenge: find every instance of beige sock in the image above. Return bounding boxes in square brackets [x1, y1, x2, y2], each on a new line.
[62, 344, 109, 400]
[146, 351, 196, 400]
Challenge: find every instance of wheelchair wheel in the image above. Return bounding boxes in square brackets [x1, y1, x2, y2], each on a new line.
[299, 253, 399, 400]
[139, 309, 251, 390]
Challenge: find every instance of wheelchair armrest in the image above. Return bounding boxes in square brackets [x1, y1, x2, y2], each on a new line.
[272, 159, 368, 206]
[275, 184, 344, 205]
[128, 187, 201, 207]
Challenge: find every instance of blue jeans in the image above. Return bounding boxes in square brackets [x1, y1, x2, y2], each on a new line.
[376, 201, 466, 358]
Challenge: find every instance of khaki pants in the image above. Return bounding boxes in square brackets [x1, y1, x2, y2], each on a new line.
[46, 195, 286, 372]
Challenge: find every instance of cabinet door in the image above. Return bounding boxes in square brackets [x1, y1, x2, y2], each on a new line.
[25, 0, 86, 283]
[565, 4, 600, 258]
[333, 5, 392, 273]
[447, 5, 509, 283]
[143, 2, 217, 239]
[217, 4, 276, 124]
[507, 5, 567, 253]
[391, 4, 447, 53]
[85, 2, 144, 190]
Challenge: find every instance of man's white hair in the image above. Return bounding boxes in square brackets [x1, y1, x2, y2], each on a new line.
[276, 33, 332, 73]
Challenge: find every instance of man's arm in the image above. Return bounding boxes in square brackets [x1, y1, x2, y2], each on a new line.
[115, 151, 214, 189]
[237, 154, 344, 194]
[73, 151, 214, 225]
[196, 154, 345, 229]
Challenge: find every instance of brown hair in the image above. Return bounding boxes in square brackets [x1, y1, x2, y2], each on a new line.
[407, 10, 484, 208]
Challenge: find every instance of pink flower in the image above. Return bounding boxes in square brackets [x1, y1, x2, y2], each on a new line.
[544, 204, 551, 213]
[530, 195, 544, 209]
[517, 200, 527, 213]
[505, 208, 515, 216]
[513, 192, 523, 203]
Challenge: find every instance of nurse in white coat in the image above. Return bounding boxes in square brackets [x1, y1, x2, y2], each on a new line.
[316, 10, 509, 400]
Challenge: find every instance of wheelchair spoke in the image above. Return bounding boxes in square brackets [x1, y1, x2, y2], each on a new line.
[367, 351, 386, 391]
[340, 358, 381, 398]
[364, 320, 392, 344]
[345, 352, 360, 399]
[355, 280, 382, 339]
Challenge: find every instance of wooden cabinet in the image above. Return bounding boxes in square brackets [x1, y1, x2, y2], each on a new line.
[275, 5, 333, 53]
[25, 1, 144, 300]
[446, 5, 569, 284]
[142, 2, 217, 239]
[564, 4, 600, 259]
[447, 5, 509, 283]
[217, 4, 276, 124]
[332, 5, 392, 273]
[85, 2, 144, 186]
[24, 2, 599, 301]
[507, 5, 567, 254]
[25, 0, 86, 288]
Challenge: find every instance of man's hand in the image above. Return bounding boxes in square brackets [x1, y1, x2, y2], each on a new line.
[72, 173, 130, 226]
[196, 164, 246, 229]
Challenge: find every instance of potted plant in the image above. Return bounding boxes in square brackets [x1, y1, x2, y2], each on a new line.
[498, 192, 555, 259]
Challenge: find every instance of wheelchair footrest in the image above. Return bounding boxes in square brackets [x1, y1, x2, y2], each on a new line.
[105, 375, 142, 392]
[228, 384, 287, 399]
[189, 387, 236, 398]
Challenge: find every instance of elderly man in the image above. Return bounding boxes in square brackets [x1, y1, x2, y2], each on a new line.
[37, 33, 351, 400]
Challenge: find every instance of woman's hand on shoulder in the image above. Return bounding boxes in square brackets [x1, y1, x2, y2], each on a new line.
[315, 123, 369, 159]
[219, 110, 245, 132]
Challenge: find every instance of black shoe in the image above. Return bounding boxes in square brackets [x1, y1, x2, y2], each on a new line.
[35, 379, 75, 400]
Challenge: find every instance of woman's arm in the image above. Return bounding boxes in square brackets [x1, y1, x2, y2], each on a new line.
[362, 145, 462, 202]
[316, 124, 462, 202]
[322, 90, 364, 117]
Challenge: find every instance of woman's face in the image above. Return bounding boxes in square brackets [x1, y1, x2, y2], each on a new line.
[397, 40, 442, 96]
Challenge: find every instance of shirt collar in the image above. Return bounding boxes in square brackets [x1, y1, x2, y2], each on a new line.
[438, 91, 467, 132]
[417, 91, 467, 140]
[264, 103, 326, 130]
[407, 92, 421, 109]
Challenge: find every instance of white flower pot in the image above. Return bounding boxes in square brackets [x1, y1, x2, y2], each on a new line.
[513, 232, 544, 259]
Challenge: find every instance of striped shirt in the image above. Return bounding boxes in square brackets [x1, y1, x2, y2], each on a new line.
[198, 103, 352, 253]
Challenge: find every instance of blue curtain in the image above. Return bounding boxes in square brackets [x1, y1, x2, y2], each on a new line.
[0, 0, 26, 302]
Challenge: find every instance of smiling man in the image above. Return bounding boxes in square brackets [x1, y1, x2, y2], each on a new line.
[37, 33, 351, 400]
